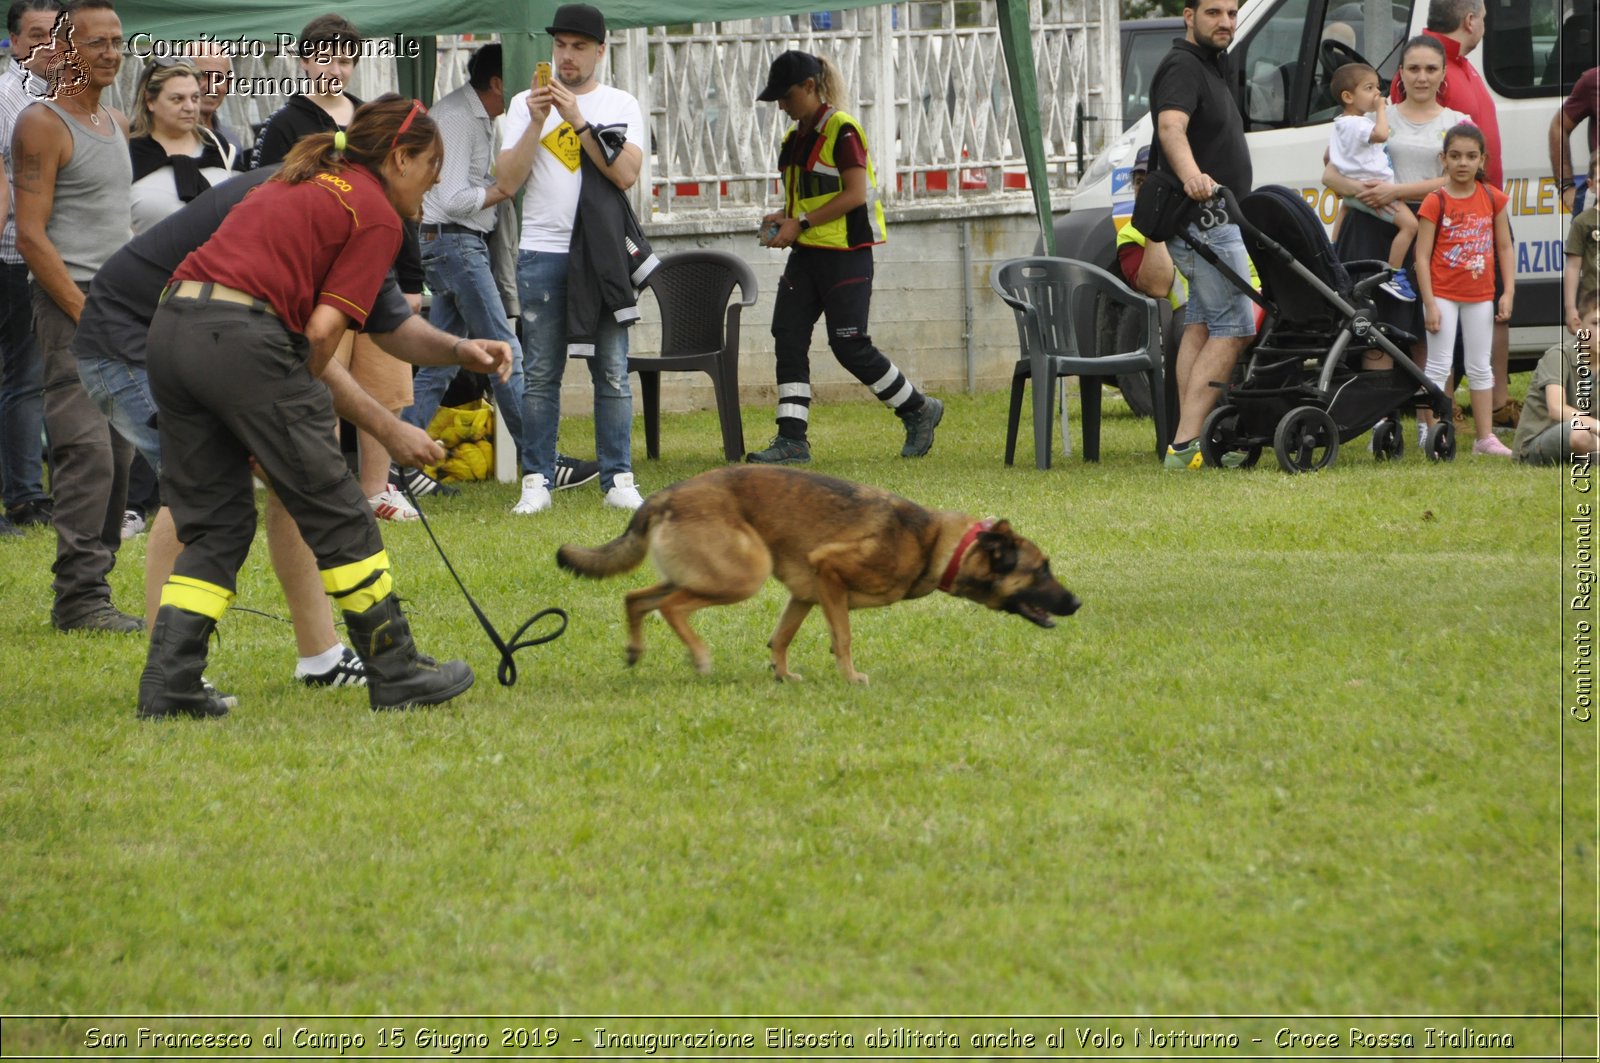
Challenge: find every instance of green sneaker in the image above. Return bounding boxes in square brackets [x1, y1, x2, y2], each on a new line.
[1217, 449, 1250, 469]
[745, 436, 811, 465]
[1163, 441, 1203, 470]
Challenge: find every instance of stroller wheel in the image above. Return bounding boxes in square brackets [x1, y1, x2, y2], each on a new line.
[1273, 406, 1340, 473]
[1200, 404, 1261, 468]
[1372, 418, 1405, 462]
[1424, 420, 1457, 462]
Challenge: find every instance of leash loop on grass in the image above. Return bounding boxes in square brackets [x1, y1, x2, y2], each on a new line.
[401, 480, 567, 687]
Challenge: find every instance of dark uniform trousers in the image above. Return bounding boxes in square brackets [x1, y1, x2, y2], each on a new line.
[31, 282, 132, 624]
[146, 296, 383, 599]
[770, 246, 891, 392]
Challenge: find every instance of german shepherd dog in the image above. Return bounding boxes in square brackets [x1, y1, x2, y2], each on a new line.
[557, 466, 1080, 683]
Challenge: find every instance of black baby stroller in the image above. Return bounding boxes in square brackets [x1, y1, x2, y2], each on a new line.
[1180, 185, 1455, 473]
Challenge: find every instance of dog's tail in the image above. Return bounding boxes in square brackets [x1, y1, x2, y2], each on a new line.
[556, 507, 652, 579]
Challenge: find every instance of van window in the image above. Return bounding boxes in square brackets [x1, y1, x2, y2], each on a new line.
[1123, 27, 1182, 129]
[1311, 1, 1414, 122]
[1234, 0, 1415, 130]
[1236, 0, 1314, 129]
[1482, 2, 1596, 98]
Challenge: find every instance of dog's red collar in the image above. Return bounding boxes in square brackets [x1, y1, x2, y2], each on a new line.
[938, 518, 995, 593]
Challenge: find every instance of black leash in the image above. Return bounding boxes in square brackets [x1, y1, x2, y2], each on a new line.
[399, 479, 567, 687]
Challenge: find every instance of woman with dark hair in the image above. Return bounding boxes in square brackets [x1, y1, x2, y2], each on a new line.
[138, 96, 483, 719]
[1322, 35, 1467, 446]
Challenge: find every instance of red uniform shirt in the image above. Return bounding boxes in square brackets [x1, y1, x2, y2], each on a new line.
[1392, 31, 1502, 187]
[172, 164, 401, 333]
[1419, 181, 1508, 303]
[1564, 67, 1600, 155]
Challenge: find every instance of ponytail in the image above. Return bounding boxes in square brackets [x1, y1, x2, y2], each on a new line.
[815, 56, 846, 107]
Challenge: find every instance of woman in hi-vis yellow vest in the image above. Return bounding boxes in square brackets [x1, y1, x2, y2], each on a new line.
[747, 50, 943, 465]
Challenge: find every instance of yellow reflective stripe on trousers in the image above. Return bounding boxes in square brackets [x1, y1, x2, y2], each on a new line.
[320, 550, 393, 613]
[160, 575, 236, 620]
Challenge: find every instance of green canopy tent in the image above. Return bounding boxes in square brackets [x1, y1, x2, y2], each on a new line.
[109, 0, 1054, 252]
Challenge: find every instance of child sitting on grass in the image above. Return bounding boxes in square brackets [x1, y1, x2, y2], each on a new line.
[1328, 63, 1418, 302]
[1513, 289, 1599, 465]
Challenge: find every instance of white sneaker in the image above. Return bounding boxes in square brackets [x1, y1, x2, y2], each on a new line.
[603, 472, 644, 511]
[120, 509, 146, 539]
[512, 472, 551, 515]
[368, 484, 419, 522]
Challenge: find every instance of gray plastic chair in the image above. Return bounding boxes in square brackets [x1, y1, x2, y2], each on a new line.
[629, 250, 758, 463]
[991, 256, 1166, 468]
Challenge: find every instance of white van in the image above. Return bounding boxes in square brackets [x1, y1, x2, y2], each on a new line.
[1056, 0, 1593, 360]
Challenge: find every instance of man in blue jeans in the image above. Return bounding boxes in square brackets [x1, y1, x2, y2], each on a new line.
[404, 44, 597, 501]
[0, 0, 61, 533]
[496, 3, 645, 514]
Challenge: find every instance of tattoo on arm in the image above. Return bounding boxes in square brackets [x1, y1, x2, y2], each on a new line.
[17, 150, 44, 192]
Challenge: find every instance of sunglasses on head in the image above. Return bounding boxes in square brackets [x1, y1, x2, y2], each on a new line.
[392, 98, 427, 150]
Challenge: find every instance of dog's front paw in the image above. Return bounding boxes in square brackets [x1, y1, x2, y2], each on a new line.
[847, 671, 870, 686]
[771, 664, 804, 682]
[625, 645, 643, 667]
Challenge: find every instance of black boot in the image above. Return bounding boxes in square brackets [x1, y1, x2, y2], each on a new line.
[137, 606, 232, 719]
[343, 596, 474, 711]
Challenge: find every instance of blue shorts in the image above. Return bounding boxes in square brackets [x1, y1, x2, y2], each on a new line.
[1169, 221, 1256, 338]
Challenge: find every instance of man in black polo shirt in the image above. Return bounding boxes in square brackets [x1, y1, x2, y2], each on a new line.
[1149, 0, 1255, 470]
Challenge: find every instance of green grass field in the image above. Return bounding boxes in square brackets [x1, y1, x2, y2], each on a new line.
[0, 388, 1592, 1052]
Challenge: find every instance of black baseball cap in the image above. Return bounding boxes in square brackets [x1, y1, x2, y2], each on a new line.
[546, 3, 606, 42]
[1132, 145, 1151, 174]
[756, 50, 821, 102]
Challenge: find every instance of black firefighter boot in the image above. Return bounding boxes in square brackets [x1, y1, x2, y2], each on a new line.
[343, 595, 474, 711]
[137, 606, 232, 719]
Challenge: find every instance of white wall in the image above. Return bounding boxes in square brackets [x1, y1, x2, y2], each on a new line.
[548, 200, 1057, 418]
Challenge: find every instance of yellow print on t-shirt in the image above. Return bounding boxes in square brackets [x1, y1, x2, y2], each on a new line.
[542, 123, 581, 173]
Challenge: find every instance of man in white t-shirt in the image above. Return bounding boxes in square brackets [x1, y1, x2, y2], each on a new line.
[497, 3, 646, 514]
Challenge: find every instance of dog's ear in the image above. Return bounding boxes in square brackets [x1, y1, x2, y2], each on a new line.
[978, 522, 1018, 575]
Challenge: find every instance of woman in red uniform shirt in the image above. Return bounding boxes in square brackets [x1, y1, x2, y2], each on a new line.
[140, 96, 481, 718]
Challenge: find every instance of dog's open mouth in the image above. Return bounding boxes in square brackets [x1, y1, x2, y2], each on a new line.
[1008, 601, 1058, 628]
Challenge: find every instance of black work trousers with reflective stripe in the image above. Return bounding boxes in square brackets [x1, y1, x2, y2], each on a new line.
[770, 245, 892, 390]
[146, 297, 382, 595]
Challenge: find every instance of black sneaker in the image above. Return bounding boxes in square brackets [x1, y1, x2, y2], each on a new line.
[551, 454, 600, 490]
[745, 436, 811, 464]
[299, 646, 368, 688]
[900, 396, 944, 457]
[391, 464, 459, 498]
[6, 498, 53, 527]
[0, 514, 20, 539]
[202, 678, 239, 710]
[54, 602, 145, 634]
